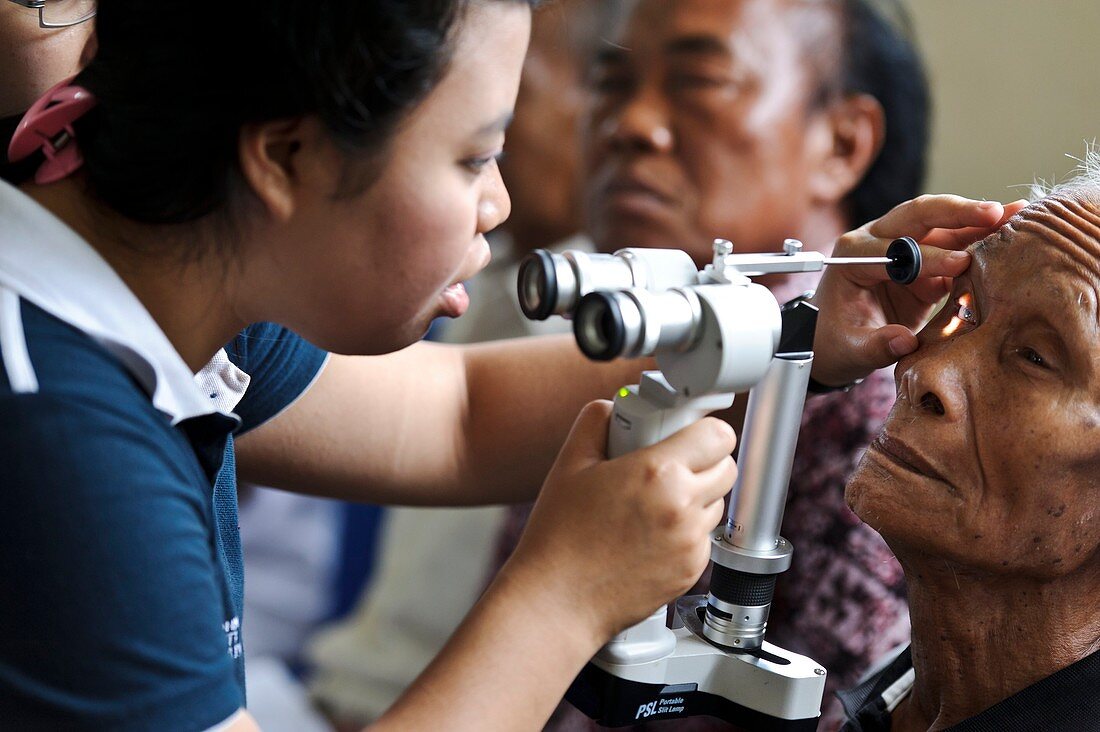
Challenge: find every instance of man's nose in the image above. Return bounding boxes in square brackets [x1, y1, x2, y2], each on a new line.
[598, 86, 674, 155]
[898, 344, 968, 423]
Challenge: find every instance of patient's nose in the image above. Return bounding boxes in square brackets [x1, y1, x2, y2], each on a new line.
[918, 391, 946, 416]
[899, 347, 965, 422]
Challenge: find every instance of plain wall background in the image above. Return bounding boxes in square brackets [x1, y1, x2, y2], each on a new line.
[908, 1, 1100, 200]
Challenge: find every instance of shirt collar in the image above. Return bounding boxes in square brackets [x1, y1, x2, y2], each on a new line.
[0, 179, 246, 425]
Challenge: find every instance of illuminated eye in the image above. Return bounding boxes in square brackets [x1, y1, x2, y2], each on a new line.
[942, 293, 976, 336]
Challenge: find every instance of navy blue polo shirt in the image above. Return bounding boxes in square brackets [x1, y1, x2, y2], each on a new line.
[0, 181, 328, 729]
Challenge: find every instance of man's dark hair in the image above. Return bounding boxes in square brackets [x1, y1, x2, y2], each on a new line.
[834, 0, 930, 226]
[66, 0, 538, 225]
[802, 0, 930, 226]
[831, 0, 928, 225]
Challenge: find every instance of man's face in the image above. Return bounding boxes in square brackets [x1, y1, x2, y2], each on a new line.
[847, 194, 1100, 578]
[582, 0, 830, 263]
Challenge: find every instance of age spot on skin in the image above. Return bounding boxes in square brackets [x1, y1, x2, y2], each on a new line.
[1047, 504, 1066, 518]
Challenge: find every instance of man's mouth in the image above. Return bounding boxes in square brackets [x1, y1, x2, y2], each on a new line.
[599, 172, 678, 215]
[868, 432, 950, 485]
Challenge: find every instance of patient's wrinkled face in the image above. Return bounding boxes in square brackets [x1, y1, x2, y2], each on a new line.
[847, 193, 1100, 577]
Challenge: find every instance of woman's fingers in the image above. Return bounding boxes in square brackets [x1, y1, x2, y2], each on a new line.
[831, 238, 970, 288]
[905, 275, 954, 305]
[863, 323, 920, 365]
[645, 417, 736, 474]
[922, 225, 1000, 250]
[869, 195, 1006, 240]
[693, 455, 739, 507]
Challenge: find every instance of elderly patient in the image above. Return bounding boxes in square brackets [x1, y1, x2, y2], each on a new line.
[836, 172, 1100, 730]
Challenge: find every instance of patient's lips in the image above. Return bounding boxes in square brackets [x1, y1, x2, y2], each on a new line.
[868, 432, 951, 485]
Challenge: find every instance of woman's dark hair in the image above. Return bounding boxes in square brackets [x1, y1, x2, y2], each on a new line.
[835, 0, 931, 226]
[74, 0, 538, 225]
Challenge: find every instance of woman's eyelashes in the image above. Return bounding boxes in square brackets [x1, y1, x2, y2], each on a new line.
[463, 150, 505, 174]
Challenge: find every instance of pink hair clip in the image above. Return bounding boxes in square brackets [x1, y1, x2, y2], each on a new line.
[7, 77, 98, 185]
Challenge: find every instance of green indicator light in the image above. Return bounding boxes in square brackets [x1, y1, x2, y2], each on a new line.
[618, 387, 630, 398]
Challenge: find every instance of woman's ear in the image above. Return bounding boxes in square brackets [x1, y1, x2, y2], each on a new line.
[239, 117, 343, 223]
[808, 93, 886, 205]
[238, 118, 305, 222]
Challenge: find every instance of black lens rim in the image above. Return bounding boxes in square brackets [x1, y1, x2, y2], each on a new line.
[517, 249, 558, 320]
[574, 291, 626, 361]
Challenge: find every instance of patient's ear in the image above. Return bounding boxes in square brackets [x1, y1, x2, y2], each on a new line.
[807, 93, 886, 205]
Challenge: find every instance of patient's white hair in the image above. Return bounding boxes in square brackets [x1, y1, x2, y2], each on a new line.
[1030, 145, 1100, 204]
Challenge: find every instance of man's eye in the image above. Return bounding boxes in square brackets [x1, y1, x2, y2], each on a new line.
[590, 72, 634, 95]
[668, 72, 731, 91]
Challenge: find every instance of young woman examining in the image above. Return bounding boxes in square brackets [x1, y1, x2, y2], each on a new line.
[0, 0, 1017, 729]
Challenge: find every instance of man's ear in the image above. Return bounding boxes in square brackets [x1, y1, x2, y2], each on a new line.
[808, 93, 885, 205]
[238, 117, 339, 223]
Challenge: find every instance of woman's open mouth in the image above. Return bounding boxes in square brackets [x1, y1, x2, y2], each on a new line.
[439, 282, 470, 318]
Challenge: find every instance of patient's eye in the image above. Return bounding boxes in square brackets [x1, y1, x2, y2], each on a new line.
[1016, 346, 1049, 370]
[957, 298, 977, 324]
[942, 293, 978, 336]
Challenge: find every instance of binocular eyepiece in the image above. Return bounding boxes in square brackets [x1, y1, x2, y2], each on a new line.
[518, 247, 705, 361]
[517, 247, 701, 322]
[574, 288, 702, 361]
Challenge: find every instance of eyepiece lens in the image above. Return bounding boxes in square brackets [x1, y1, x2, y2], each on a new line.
[517, 250, 559, 320]
[574, 292, 625, 361]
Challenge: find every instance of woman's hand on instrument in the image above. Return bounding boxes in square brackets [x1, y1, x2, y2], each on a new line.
[506, 400, 736, 645]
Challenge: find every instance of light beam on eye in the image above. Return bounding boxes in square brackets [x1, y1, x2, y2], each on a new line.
[941, 293, 973, 336]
